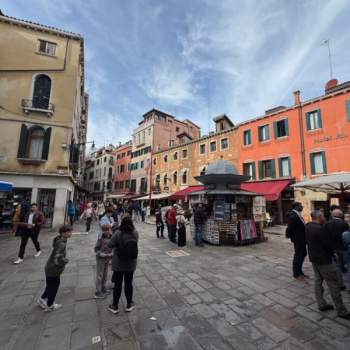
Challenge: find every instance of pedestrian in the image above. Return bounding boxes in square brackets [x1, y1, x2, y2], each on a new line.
[166, 205, 177, 243]
[94, 224, 113, 299]
[67, 200, 76, 226]
[14, 202, 45, 264]
[286, 202, 307, 282]
[99, 207, 116, 238]
[177, 209, 187, 247]
[75, 201, 80, 221]
[193, 203, 207, 247]
[155, 204, 164, 239]
[141, 203, 146, 222]
[305, 210, 350, 319]
[324, 208, 349, 290]
[342, 230, 350, 292]
[108, 214, 138, 314]
[132, 201, 141, 223]
[37, 225, 72, 311]
[97, 201, 105, 220]
[80, 203, 96, 234]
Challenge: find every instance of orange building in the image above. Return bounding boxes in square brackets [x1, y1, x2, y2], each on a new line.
[113, 141, 132, 195]
[238, 79, 350, 222]
[152, 115, 238, 194]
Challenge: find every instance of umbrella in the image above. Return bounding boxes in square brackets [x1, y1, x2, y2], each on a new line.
[0, 181, 13, 192]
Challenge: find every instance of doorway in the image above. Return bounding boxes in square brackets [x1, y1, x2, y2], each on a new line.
[38, 189, 56, 228]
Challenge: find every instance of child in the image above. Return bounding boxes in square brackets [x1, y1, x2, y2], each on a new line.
[94, 224, 113, 298]
[37, 225, 72, 311]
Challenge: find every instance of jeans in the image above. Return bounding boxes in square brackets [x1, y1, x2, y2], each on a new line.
[168, 224, 177, 243]
[86, 217, 92, 232]
[292, 240, 307, 278]
[112, 271, 134, 306]
[194, 224, 204, 246]
[156, 222, 164, 238]
[41, 276, 60, 307]
[18, 228, 41, 259]
[312, 262, 347, 315]
[69, 215, 74, 226]
[96, 258, 109, 294]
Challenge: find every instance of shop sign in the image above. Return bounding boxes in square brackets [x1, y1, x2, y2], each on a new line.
[314, 133, 348, 144]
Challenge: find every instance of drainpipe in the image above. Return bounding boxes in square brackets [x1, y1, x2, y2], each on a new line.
[294, 91, 306, 178]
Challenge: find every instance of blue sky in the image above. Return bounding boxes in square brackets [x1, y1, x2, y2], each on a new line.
[2, 0, 350, 147]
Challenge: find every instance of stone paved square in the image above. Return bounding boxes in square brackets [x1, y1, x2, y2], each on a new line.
[0, 222, 349, 350]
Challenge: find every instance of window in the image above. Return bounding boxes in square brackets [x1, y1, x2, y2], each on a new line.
[310, 152, 327, 175]
[200, 167, 206, 176]
[140, 160, 144, 168]
[115, 182, 119, 190]
[182, 170, 187, 184]
[243, 162, 256, 180]
[176, 127, 180, 132]
[221, 138, 228, 149]
[173, 152, 178, 160]
[274, 119, 289, 138]
[127, 150, 131, 155]
[117, 154, 120, 159]
[346, 100, 350, 122]
[306, 110, 322, 130]
[200, 144, 206, 155]
[279, 157, 291, 177]
[17, 124, 51, 161]
[125, 180, 130, 189]
[130, 179, 136, 192]
[153, 158, 156, 165]
[120, 164, 125, 173]
[258, 125, 270, 142]
[258, 159, 276, 179]
[89, 172, 93, 179]
[163, 155, 168, 163]
[243, 130, 251, 146]
[182, 149, 188, 158]
[173, 171, 177, 185]
[148, 128, 151, 135]
[119, 181, 124, 189]
[210, 141, 217, 152]
[38, 40, 56, 56]
[103, 167, 106, 176]
[155, 174, 160, 188]
[122, 153, 125, 158]
[97, 159, 100, 165]
[164, 174, 168, 185]
[33, 74, 51, 109]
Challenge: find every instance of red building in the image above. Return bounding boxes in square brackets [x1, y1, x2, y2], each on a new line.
[113, 141, 132, 195]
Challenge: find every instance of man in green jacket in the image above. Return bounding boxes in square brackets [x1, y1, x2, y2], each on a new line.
[37, 225, 72, 311]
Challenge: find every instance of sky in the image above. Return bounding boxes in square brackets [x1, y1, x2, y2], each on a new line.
[2, 0, 350, 147]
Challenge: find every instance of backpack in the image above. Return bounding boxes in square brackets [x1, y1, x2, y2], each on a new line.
[117, 231, 138, 261]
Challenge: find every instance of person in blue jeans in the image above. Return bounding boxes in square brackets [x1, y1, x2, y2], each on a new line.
[193, 203, 207, 246]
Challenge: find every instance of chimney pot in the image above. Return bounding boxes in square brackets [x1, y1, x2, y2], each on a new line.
[293, 90, 301, 105]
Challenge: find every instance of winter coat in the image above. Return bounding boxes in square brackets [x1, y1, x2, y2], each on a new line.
[45, 236, 69, 277]
[94, 237, 113, 259]
[68, 202, 76, 216]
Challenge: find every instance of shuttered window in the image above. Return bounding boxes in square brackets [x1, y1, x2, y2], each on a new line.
[310, 152, 327, 175]
[345, 100, 350, 122]
[278, 157, 291, 177]
[306, 110, 322, 130]
[258, 159, 275, 179]
[274, 119, 289, 138]
[33, 75, 51, 110]
[258, 125, 270, 142]
[243, 130, 252, 145]
[243, 162, 256, 180]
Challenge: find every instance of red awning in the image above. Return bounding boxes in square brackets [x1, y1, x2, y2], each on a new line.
[169, 186, 204, 201]
[240, 180, 290, 201]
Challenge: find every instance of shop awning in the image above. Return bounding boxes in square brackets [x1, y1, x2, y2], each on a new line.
[169, 186, 205, 201]
[106, 194, 125, 199]
[0, 181, 13, 192]
[137, 192, 172, 200]
[240, 180, 290, 201]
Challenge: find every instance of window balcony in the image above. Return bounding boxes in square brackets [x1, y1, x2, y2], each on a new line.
[21, 99, 55, 116]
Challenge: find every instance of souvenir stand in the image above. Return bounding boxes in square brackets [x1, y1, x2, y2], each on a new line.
[188, 160, 266, 245]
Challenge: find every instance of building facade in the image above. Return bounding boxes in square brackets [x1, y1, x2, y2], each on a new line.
[84, 145, 115, 201]
[114, 141, 132, 194]
[152, 115, 238, 193]
[0, 12, 87, 228]
[129, 109, 200, 194]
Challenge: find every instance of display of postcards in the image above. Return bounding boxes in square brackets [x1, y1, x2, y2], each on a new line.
[253, 196, 266, 207]
[253, 206, 265, 214]
[236, 196, 251, 203]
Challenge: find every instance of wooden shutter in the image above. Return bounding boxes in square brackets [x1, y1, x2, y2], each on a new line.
[287, 157, 291, 176]
[273, 121, 278, 139]
[321, 151, 327, 174]
[285, 119, 289, 136]
[258, 161, 263, 179]
[346, 100, 350, 122]
[317, 110, 322, 128]
[310, 153, 315, 175]
[251, 162, 256, 180]
[278, 158, 283, 177]
[266, 126, 270, 140]
[306, 112, 311, 130]
[271, 159, 276, 178]
[17, 124, 28, 158]
[258, 127, 262, 142]
[42, 127, 51, 160]
[248, 130, 252, 144]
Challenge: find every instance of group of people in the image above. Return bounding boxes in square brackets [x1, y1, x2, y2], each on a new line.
[286, 202, 350, 320]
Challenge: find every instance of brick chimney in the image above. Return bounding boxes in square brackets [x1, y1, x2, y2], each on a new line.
[293, 90, 301, 105]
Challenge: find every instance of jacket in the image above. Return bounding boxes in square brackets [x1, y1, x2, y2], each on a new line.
[286, 210, 305, 243]
[166, 208, 177, 225]
[45, 236, 69, 277]
[305, 222, 334, 265]
[94, 237, 112, 259]
[324, 218, 349, 251]
[20, 211, 45, 234]
[108, 229, 139, 272]
[68, 203, 76, 216]
[193, 207, 206, 225]
[155, 209, 163, 223]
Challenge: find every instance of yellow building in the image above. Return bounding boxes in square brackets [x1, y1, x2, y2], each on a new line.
[0, 11, 87, 228]
[152, 115, 239, 193]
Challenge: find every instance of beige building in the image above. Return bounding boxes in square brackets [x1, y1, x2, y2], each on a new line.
[130, 109, 200, 194]
[0, 11, 87, 228]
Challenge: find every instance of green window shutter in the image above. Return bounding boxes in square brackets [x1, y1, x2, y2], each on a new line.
[271, 159, 276, 178]
[252, 162, 256, 180]
[306, 112, 311, 130]
[317, 110, 322, 128]
[310, 153, 316, 175]
[248, 130, 251, 144]
[346, 100, 350, 122]
[17, 124, 28, 158]
[41, 127, 51, 160]
[287, 157, 291, 176]
[266, 126, 270, 140]
[285, 119, 289, 136]
[273, 121, 278, 139]
[258, 161, 263, 179]
[321, 151, 327, 174]
[258, 127, 262, 142]
[278, 158, 283, 177]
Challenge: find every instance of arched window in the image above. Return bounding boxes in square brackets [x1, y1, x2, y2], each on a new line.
[33, 75, 51, 109]
[107, 181, 112, 190]
[155, 174, 160, 187]
[173, 152, 178, 160]
[163, 154, 168, 163]
[27, 127, 45, 159]
[163, 174, 168, 185]
[108, 167, 113, 178]
[200, 167, 206, 176]
[173, 171, 177, 185]
[182, 170, 187, 184]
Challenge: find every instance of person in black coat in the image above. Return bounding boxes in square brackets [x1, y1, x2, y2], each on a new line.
[286, 202, 307, 282]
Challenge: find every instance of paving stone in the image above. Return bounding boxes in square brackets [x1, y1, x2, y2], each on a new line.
[265, 291, 297, 308]
[294, 305, 323, 322]
[252, 317, 289, 343]
[318, 318, 350, 337]
[193, 303, 218, 318]
[184, 293, 202, 305]
[38, 323, 71, 350]
[70, 319, 101, 350]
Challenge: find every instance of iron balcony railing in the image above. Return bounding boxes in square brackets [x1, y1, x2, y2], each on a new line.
[21, 99, 55, 114]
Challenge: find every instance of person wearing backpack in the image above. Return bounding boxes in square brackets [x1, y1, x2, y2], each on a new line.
[108, 214, 138, 314]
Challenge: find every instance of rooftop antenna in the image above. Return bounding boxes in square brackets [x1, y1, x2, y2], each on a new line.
[322, 39, 333, 79]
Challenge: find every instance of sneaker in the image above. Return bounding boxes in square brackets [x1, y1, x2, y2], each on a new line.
[34, 251, 42, 257]
[102, 289, 112, 295]
[108, 304, 119, 314]
[37, 298, 47, 310]
[94, 293, 106, 299]
[13, 258, 23, 264]
[319, 304, 334, 311]
[45, 303, 62, 312]
[125, 302, 136, 312]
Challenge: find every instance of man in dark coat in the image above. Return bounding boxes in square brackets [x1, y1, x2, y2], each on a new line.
[306, 210, 350, 319]
[193, 203, 207, 246]
[286, 202, 307, 282]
